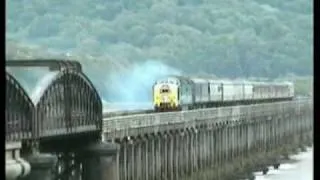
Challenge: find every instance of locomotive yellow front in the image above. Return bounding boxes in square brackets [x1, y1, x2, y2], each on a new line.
[153, 83, 179, 111]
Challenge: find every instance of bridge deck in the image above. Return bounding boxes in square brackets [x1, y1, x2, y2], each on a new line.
[103, 99, 312, 139]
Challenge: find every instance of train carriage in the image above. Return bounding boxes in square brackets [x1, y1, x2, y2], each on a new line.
[252, 81, 265, 100]
[259, 82, 269, 99]
[282, 81, 294, 99]
[208, 80, 223, 102]
[286, 82, 295, 98]
[190, 77, 210, 104]
[243, 81, 253, 101]
[232, 81, 245, 101]
[221, 80, 235, 102]
[272, 82, 287, 99]
[175, 76, 193, 109]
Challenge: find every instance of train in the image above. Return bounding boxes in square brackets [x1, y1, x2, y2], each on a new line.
[153, 75, 294, 112]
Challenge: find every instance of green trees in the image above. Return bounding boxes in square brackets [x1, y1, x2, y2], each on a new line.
[6, 0, 313, 100]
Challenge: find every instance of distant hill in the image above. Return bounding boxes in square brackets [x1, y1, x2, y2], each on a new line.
[6, 0, 313, 101]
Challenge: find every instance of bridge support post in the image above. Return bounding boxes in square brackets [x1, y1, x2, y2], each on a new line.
[81, 142, 120, 180]
[23, 153, 57, 180]
[6, 142, 31, 180]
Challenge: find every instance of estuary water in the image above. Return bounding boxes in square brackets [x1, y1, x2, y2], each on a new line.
[247, 146, 313, 180]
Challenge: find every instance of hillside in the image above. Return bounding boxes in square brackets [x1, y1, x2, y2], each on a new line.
[6, 0, 313, 101]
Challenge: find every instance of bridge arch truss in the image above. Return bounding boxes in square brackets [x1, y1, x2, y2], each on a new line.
[32, 69, 102, 139]
[6, 72, 34, 142]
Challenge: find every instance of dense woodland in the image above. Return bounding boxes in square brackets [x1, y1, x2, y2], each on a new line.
[6, 0, 313, 102]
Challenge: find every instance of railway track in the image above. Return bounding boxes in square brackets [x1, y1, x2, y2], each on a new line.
[103, 109, 155, 118]
[102, 102, 153, 118]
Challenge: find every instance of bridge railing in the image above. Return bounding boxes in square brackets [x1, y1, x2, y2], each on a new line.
[102, 99, 312, 139]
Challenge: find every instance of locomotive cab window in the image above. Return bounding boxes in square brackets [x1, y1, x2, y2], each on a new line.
[160, 89, 170, 93]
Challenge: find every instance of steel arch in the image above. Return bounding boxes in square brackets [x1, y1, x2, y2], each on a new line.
[6, 59, 82, 72]
[6, 72, 34, 142]
[32, 70, 102, 138]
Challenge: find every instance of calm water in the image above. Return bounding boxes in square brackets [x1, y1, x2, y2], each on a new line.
[248, 146, 313, 180]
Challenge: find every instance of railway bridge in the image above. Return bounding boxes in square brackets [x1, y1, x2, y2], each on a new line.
[6, 59, 313, 180]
